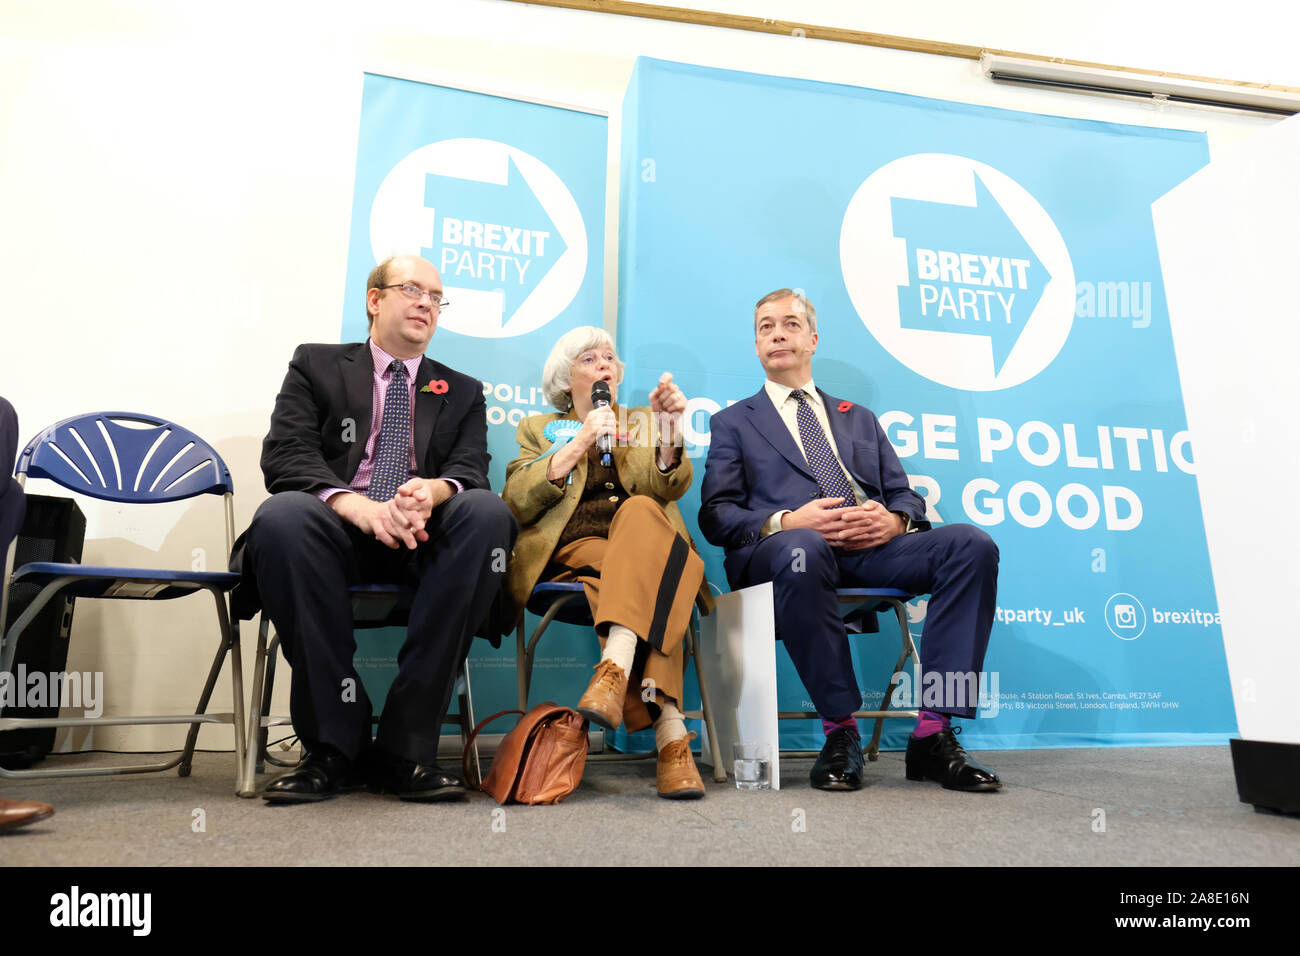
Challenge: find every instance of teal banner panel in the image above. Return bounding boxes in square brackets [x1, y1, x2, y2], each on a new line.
[617, 57, 1232, 751]
[343, 73, 608, 722]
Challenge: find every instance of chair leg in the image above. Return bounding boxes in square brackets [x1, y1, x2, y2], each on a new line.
[458, 663, 481, 785]
[2, 578, 248, 785]
[866, 600, 918, 761]
[520, 595, 581, 709]
[218, 590, 247, 794]
[239, 617, 272, 797]
[0, 577, 72, 675]
[180, 596, 234, 778]
[516, 621, 528, 713]
[686, 620, 727, 783]
[258, 632, 297, 769]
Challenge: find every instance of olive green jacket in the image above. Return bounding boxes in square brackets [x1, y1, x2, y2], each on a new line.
[501, 405, 710, 632]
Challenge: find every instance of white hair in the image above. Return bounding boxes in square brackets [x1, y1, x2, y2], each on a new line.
[540, 326, 626, 411]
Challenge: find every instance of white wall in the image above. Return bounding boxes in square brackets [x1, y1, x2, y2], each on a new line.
[1, 0, 1291, 750]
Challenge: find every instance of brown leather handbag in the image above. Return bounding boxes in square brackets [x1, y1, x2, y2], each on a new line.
[463, 702, 589, 805]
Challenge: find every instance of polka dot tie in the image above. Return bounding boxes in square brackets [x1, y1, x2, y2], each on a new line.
[790, 389, 856, 509]
[366, 360, 409, 502]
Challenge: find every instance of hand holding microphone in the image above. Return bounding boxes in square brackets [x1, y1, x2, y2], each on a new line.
[588, 379, 616, 467]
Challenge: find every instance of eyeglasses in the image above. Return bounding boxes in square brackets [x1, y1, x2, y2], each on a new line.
[577, 350, 617, 367]
[379, 283, 451, 310]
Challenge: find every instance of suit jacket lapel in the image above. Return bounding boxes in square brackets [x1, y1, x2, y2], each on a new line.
[413, 357, 444, 465]
[745, 388, 813, 479]
[342, 344, 374, 481]
[819, 387, 860, 484]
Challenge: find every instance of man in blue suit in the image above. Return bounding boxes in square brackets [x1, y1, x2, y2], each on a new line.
[699, 289, 1002, 792]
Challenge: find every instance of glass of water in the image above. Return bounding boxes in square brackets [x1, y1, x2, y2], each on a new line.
[733, 741, 772, 790]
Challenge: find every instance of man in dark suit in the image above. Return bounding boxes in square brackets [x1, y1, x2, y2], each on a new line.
[699, 289, 1001, 793]
[233, 254, 516, 803]
[0, 396, 56, 831]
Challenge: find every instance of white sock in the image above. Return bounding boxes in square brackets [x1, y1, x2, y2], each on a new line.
[601, 625, 637, 675]
[654, 698, 688, 750]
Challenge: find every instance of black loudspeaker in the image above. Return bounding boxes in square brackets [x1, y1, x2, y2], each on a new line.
[0, 494, 86, 768]
[1230, 738, 1300, 816]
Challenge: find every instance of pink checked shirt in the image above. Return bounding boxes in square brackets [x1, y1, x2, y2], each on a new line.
[316, 340, 463, 503]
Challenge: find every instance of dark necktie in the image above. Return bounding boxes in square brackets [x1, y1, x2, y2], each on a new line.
[367, 360, 409, 502]
[790, 389, 856, 509]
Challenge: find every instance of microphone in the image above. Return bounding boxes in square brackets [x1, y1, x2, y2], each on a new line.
[591, 380, 613, 467]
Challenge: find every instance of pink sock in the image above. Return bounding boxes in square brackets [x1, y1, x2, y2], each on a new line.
[913, 710, 950, 738]
[821, 715, 859, 739]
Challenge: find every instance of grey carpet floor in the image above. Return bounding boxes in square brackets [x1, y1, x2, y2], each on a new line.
[2, 746, 1295, 866]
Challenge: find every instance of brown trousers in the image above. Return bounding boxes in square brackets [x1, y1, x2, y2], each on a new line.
[546, 496, 704, 732]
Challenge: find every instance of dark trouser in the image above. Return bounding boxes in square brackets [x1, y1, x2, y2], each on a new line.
[0, 397, 25, 553]
[241, 489, 517, 764]
[740, 524, 999, 720]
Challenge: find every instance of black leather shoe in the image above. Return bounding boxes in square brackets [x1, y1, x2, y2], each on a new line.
[905, 727, 1001, 792]
[365, 748, 466, 802]
[262, 746, 361, 803]
[810, 727, 865, 791]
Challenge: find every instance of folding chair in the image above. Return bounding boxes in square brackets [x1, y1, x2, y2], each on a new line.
[238, 584, 479, 797]
[0, 412, 245, 785]
[778, 588, 922, 760]
[516, 581, 727, 782]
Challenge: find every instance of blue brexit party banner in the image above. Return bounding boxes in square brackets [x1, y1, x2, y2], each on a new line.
[341, 73, 608, 720]
[617, 57, 1234, 750]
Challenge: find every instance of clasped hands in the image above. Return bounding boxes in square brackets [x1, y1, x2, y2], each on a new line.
[781, 497, 906, 551]
[333, 478, 452, 549]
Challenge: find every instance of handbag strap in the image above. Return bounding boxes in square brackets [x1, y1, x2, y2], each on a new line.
[462, 709, 525, 788]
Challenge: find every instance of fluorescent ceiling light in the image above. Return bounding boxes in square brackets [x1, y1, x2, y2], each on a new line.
[981, 53, 1300, 116]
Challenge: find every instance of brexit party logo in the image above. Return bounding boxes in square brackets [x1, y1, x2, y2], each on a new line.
[840, 154, 1074, 391]
[369, 138, 588, 338]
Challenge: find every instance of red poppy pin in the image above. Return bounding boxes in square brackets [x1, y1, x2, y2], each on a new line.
[838, 400, 853, 413]
[421, 379, 449, 395]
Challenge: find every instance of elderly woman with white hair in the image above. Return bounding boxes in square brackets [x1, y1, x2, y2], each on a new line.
[502, 326, 709, 799]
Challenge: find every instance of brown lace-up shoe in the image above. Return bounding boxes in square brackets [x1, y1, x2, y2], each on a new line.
[576, 659, 627, 730]
[656, 731, 706, 800]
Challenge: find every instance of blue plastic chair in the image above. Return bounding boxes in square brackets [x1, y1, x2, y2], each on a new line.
[776, 588, 922, 761]
[0, 412, 246, 785]
[239, 584, 480, 797]
[516, 580, 727, 783]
